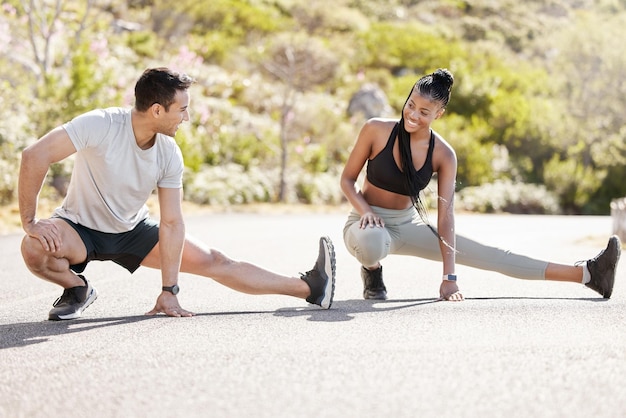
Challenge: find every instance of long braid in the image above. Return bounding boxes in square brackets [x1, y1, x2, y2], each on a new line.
[398, 69, 454, 237]
[397, 121, 431, 222]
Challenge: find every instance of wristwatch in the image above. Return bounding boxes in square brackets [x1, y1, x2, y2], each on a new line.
[162, 285, 180, 295]
[442, 274, 457, 282]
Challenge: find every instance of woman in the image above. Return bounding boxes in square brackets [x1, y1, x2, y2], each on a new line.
[340, 68, 620, 301]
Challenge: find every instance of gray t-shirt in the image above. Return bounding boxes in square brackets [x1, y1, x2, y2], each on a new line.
[54, 107, 184, 233]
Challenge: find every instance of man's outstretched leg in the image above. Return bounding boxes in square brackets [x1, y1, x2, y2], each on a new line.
[144, 235, 337, 309]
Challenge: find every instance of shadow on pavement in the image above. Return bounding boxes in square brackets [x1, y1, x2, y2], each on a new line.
[466, 296, 608, 302]
[0, 314, 155, 350]
[273, 298, 440, 322]
[1, 296, 607, 349]
[0, 300, 440, 349]
[273, 295, 608, 322]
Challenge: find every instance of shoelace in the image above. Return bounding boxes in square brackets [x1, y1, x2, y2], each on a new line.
[574, 247, 607, 270]
[300, 269, 319, 279]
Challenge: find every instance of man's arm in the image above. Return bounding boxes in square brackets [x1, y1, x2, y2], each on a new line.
[156, 186, 186, 288]
[144, 186, 194, 317]
[19, 127, 77, 251]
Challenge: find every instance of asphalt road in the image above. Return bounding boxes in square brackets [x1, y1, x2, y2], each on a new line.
[0, 212, 624, 418]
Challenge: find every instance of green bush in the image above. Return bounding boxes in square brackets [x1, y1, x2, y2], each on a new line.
[294, 169, 344, 205]
[436, 114, 498, 188]
[183, 163, 345, 206]
[543, 155, 605, 214]
[356, 21, 463, 72]
[125, 31, 160, 59]
[183, 164, 276, 205]
[457, 180, 560, 214]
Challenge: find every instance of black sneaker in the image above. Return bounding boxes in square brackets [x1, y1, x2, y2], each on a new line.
[361, 265, 387, 300]
[300, 236, 336, 309]
[48, 275, 98, 321]
[584, 235, 621, 299]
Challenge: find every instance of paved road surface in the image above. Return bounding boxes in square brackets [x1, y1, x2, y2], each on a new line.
[0, 212, 624, 418]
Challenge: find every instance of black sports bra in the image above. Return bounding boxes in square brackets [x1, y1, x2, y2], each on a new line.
[366, 123, 435, 196]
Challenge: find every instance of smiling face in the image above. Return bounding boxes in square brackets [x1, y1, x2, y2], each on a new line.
[402, 92, 445, 134]
[157, 89, 190, 137]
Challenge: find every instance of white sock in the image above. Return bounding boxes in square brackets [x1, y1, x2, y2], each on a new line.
[582, 263, 591, 284]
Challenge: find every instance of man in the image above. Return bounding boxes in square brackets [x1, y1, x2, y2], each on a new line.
[19, 67, 335, 321]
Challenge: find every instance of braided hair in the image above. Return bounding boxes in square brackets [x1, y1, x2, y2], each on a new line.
[398, 69, 454, 224]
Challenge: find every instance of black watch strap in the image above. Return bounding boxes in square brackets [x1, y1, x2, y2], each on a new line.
[162, 284, 180, 295]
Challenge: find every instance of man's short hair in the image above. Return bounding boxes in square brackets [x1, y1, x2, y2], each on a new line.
[134, 67, 195, 112]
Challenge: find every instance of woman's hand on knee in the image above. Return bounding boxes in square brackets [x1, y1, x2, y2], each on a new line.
[359, 212, 385, 229]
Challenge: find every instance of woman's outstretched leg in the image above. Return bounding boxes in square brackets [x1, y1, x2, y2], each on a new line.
[396, 220, 621, 298]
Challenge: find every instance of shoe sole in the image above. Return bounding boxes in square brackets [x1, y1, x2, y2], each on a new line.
[604, 236, 621, 298]
[318, 236, 336, 309]
[49, 286, 99, 321]
[586, 235, 621, 298]
[364, 292, 388, 300]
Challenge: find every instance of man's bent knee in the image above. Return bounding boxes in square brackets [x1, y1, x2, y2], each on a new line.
[21, 235, 44, 270]
[21, 234, 73, 277]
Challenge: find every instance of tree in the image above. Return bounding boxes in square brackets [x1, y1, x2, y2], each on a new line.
[1, 0, 120, 198]
[261, 33, 339, 201]
[544, 11, 626, 212]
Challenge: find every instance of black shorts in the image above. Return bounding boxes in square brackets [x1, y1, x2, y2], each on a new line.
[57, 217, 159, 274]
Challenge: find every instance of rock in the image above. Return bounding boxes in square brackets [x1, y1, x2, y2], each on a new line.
[347, 84, 392, 120]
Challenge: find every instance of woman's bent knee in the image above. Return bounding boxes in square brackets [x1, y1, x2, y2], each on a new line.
[344, 225, 391, 267]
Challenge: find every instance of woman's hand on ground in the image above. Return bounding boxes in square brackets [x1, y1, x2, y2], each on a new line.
[439, 280, 464, 301]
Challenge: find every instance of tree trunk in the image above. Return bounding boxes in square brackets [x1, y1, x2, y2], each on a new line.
[611, 197, 626, 242]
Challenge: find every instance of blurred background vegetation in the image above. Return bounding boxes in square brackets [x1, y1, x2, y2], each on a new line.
[1, 0, 625, 217]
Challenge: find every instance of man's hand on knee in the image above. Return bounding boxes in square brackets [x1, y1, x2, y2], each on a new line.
[25, 218, 64, 253]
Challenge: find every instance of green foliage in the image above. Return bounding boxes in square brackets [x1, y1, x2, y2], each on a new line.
[294, 169, 345, 204]
[162, 0, 288, 64]
[589, 125, 626, 213]
[183, 163, 275, 205]
[175, 125, 204, 173]
[124, 31, 160, 58]
[188, 32, 239, 64]
[66, 43, 117, 115]
[543, 154, 606, 214]
[287, 1, 370, 35]
[356, 21, 464, 73]
[31, 41, 117, 137]
[288, 93, 356, 169]
[593, 165, 626, 215]
[457, 180, 560, 214]
[0, 142, 19, 204]
[298, 143, 329, 173]
[185, 0, 283, 37]
[437, 114, 498, 188]
[488, 91, 554, 182]
[1, 0, 626, 215]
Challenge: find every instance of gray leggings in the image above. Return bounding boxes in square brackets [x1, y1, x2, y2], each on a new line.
[343, 206, 548, 280]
